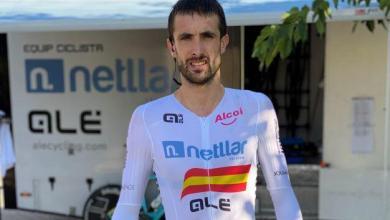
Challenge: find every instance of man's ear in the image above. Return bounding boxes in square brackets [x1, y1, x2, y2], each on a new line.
[220, 34, 230, 54]
[166, 38, 176, 58]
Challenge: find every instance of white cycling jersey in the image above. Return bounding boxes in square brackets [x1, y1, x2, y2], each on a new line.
[113, 88, 302, 220]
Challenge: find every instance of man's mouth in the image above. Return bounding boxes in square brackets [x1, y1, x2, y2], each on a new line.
[190, 60, 207, 66]
[188, 57, 208, 67]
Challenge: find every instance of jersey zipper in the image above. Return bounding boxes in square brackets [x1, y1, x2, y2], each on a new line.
[200, 117, 213, 219]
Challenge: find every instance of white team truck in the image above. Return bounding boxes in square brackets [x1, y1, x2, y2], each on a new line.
[7, 28, 241, 219]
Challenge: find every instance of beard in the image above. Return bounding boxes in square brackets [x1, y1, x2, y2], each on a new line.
[177, 55, 221, 85]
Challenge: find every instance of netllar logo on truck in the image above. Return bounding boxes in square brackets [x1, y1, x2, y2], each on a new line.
[25, 58, 170, 93]
[26, 59, 65, 93]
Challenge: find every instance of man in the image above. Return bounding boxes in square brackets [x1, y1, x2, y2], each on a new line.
[113, 0, 303, 219]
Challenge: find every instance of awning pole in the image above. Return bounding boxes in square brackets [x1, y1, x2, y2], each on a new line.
[383, 18, 390, 220]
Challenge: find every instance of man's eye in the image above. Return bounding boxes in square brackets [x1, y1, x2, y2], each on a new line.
[180, 35, 191, 41]
[201, 33, 216, 40]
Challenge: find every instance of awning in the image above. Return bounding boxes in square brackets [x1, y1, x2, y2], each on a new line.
[0, 0, 384, 32]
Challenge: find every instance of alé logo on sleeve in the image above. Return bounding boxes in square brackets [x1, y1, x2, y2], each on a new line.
[215, 107, 243, 126]
[162, 140, 247, 160]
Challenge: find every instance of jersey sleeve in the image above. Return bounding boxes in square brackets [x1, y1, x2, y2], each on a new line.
[255, 94, 303, 220]
[112, 105, 154, 220]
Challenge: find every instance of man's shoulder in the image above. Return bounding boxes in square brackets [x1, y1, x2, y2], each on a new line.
[226, 88, 270, 103]
[133, 94, 175, 116]
[144, 94, 174, 107]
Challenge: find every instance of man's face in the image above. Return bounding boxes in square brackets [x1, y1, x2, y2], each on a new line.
[167, 13, 229, 85]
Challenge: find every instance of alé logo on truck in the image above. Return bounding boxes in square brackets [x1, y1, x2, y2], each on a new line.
[25, 59, 170, 93]
[162, 140, 247, 160]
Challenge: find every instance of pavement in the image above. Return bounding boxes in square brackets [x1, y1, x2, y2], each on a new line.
[1, 209, 81, 220]
[0, 209, 319, 220]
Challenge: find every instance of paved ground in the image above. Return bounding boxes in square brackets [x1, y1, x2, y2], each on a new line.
[0, 209, 319, 220]
[1, 209, 81, 220]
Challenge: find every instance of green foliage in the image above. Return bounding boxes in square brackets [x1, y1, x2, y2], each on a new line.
[252, 5, 310, 70]
[252, 0, 390, 70]
[379, 0, 390, 16]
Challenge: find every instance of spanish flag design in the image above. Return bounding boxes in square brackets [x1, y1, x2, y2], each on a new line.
[181, 164, 251, 199]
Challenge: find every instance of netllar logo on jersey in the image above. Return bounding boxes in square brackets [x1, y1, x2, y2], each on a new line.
[162, 140, 247, 160]
[180, 164, 251, 199]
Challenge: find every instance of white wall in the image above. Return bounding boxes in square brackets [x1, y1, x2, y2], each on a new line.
[320, 21, 389, 219]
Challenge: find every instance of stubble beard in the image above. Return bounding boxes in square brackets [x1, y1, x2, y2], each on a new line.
[177, 57, 221, 86]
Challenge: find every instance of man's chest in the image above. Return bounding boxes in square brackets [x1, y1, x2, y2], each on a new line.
[147, 108, 259, 182]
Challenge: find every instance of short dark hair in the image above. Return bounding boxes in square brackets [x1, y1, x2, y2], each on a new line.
[168, 0, 227, 42]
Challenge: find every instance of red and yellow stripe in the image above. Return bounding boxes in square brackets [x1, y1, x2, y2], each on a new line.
[181, 164, 251, 199]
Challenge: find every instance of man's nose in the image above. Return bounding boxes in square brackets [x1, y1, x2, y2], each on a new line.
[190, 37, 205, 56]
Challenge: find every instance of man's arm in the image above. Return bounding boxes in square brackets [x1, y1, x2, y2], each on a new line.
[255, 94, 303, 220]
[112, 106, 153, 220]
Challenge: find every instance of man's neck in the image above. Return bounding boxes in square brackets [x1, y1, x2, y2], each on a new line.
[174, 78, 225, 117]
